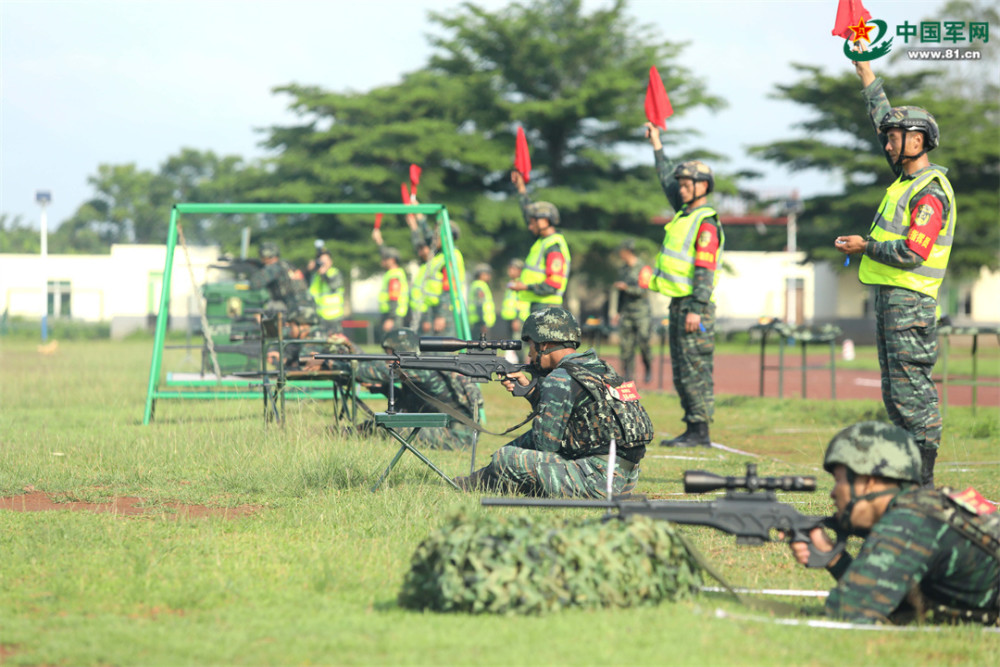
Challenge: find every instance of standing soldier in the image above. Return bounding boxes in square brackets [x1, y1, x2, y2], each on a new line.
[248, 241, 318, 324]
[403, 206, 436, 333]
[468, 263, 497, 339]
[509, 171, 571, 313]
[423, 222, 466, 336]
[645, 123, 724, 448]
[377, 246, 408, 338]
[612, 239, 654, 383]
[308, 248, 345, 333]
[833, 58, 955, 488]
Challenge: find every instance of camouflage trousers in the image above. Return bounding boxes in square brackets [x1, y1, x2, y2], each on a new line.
[475, 445, 640, 499]
[874, 287, 941, 451]
[618, 312, 652, 381]
[669, 298, 715, 424]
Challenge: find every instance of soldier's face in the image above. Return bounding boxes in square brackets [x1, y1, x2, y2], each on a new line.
[678, 179, 707, 202]
[830, 465, 879, 530]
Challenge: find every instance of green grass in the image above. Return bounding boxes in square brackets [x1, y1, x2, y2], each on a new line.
[1, 339, 998, 666]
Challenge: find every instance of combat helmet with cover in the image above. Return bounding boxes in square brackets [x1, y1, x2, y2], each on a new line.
[672, 160, 715, 194]
[521, 307, 580, 347]
[259, 241, 280, 259]
[823, 421, 922, 484]
[382, 328, 420, 354]
[525, 201, 560, 226]
[878, 106, 940, 151]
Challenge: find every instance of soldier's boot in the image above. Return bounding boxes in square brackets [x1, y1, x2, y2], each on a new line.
[453, 467, 495, 492]
[920, 448, 937, 488]
[662, 422, 711, 448]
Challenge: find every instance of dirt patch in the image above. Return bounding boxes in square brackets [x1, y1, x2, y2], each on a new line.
[0, 491, 260, 520]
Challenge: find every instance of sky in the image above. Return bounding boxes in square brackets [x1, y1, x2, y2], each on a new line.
[0, 0, 953, 232]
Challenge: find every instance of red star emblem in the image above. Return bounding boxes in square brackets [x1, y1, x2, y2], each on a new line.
[847, 17, 874, 42]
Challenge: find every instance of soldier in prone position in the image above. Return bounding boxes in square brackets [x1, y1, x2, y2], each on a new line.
[454, 307, 654, 498]
[787, 421, 999, 626]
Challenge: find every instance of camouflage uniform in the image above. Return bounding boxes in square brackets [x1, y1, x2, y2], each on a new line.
[651, 156, 723, 431]
[819, 422, 999, 626]
[615, 257, 653, 382]
[248, 247, 318, 325]
[858, 80, 954, 480]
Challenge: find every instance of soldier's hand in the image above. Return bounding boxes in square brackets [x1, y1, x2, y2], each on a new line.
[611, 313, 621, 327]
[685, 312, 701, 334]
[787, 526, 835, 567]
[509, 280, 527, 291]
[644, 122, 663, 150]
[501, 372, 530, 393]
[372, 228, 384, 246]
[613, 281, 627, 291]
[382, 319, 394, 332]
[510, 170, 526, 193]
[834, 235, 866, 254]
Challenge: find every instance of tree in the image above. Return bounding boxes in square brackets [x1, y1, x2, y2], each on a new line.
[260, 0, 727, 284]
[0, 214, 40, 253]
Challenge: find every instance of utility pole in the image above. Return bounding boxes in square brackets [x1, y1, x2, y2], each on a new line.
[785, 192, 803, 326]
[36, 190, 52, 341]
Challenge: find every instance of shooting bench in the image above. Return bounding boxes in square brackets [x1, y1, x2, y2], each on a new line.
[370, 412, 466, 492]
[750, 321, 842, 399]
[936, 325, 1000, 417]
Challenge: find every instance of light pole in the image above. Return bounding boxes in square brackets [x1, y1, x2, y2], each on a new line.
[784, 193, 803, 326]
[36, 190, 52, 341]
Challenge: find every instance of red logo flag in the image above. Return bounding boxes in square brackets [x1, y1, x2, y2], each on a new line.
[644, 66, 673, 130]
[409, 164, 422, 197]
[831, 0, 872, 39]
[374, 213, 383, 230]
[400, 183, 410, 204]
[514, 126, 532, 182]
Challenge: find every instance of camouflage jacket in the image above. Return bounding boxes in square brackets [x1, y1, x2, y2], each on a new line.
[616, 262, 652, 319]
[653, 150, 719, 310]
[825, 487, 1000, 625]
[507, 349, 652, 463]
[248, 259, 316, 316]
[356, 362, 483, 421]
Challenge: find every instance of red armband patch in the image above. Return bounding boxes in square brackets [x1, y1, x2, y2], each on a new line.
[905, 195, 943, 260]
[607, 381, 640, 402]
[638, 265, 653, 289]
[545, 251, 567, 289]
[693, 223, 719, 269]
[949, 487, 997, 516]
[388, 278, 401, 300]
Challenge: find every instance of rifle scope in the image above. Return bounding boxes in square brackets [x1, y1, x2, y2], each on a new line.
[684, 463, 815, 493]
[419, 336, 522, 352]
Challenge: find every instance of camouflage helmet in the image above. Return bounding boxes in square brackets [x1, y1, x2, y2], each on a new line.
[823, 421, 922, 484]
[380, 246, 401, 262]
[879, 106, 939, 151]
[672, 160, 715, 193]
[617, 238, 636, 253]
[259, 241, 280, 259]
[521, 307, 581, 347]
[473, 262, 493, 277]
[526, 201, 560, 226]
[508, 258, 525, 270]
[381, 328, 419, 354]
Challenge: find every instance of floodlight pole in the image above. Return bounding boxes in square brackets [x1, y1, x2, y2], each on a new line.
[36, 190, 52, 341]
[785, 193, 802, 327]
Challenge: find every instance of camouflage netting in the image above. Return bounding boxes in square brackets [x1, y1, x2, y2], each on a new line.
[398, 511, 704, 615]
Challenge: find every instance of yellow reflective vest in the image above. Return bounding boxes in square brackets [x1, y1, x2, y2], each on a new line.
[649, 206, 722, 299]
[409, 262, 431, 314]
[859, 166, 955, 300]
[378, 267, 409, 317]
[500, 286, 530, 322]
[424, 250, 466, 309]
[519, 233, 570, 305]
[468, 279, 496, 328]
[308, 267, 344, 320]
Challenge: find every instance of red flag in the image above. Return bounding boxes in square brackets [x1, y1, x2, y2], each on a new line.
[374, 213, 383, 230]
[831, 0, 872, 39]
[644, 67, 673, 130]
[409, 164, 422, 197]
[514, 126, 532, 182]
[401, 183, 410, 204]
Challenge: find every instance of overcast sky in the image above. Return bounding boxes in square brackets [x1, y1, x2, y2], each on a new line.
[1, 0, 949, 231]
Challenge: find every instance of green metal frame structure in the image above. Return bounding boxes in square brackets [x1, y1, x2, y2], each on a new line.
[142, 202, 469, 425]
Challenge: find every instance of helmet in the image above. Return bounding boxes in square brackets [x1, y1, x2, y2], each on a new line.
[380, 246, 401, 262]
[617, 238, 636, 253]
[878, 106, 939, 150]
[381, 328, 419, 354]
[521, 307, 581, 346]
[473, 262, 492, 277]
[526, 201, 560, 226]
[259, 241, 280, 259]
[448, 221, 461, 241]
[508, 258, 525, 270]
[823, 421, 921, 484]
[288, 305, 319, 326]
[673, 161, 714, 193]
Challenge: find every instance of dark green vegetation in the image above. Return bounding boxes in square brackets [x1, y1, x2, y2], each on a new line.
[1, 339, 998, 665]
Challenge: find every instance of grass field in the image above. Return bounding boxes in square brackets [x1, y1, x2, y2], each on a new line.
[1, 338, 998, 666]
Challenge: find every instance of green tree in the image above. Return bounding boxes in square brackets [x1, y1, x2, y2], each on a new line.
[0, 214, 41, 253]
[261, 0, 726, 284]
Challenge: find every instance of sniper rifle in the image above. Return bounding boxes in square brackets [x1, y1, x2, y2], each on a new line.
[482, 463, 846, 569]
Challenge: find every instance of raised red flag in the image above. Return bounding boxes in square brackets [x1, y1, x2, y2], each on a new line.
[374, 213, 383, 230]
[409, 164, 422, 197]
[831, 0, 872, 39]
[514, 126, 531, 183]
[644, 66, 673, 130]
[401, 183, 410, 204]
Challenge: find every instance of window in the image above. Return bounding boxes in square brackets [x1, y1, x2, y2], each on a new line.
[47, 280, 71, 318]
